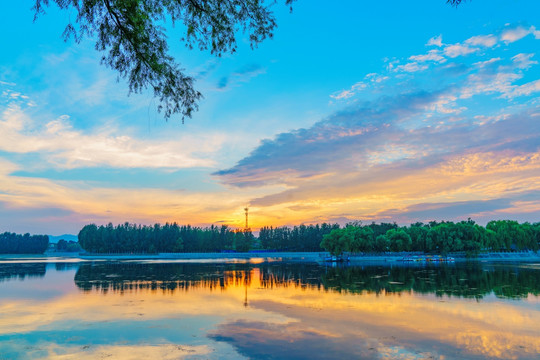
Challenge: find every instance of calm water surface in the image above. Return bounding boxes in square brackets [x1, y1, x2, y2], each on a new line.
[0, 258, 539, 359]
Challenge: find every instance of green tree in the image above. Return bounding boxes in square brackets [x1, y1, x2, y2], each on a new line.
[526, 222, 540, 251]
[487, 220, 528, 251]
[427, 223, 462, 255]
[347, 226, 374, 253]
[57, 239, 68, 251]
[320, 228, 348, 256]
[172, 236, 183, 252]
[235, 230, 254, 252]
[374, 234, 390, 253]
[405, 222, 428, 251]
[386, 228, 411, 252]
[368, 222, 398, 238]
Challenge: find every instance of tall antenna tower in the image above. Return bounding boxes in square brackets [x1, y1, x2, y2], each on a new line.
[244, 207, 249, 230]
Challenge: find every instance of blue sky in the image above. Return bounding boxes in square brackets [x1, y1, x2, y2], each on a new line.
[1, 0, 539, 235]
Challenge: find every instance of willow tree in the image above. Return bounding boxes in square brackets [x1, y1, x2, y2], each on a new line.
[32, 0, 296, 122]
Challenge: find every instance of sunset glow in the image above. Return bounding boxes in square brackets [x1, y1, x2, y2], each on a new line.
[1, 1, 539, 235]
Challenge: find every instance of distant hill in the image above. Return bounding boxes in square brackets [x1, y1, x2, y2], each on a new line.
[48, 234, 78, 244]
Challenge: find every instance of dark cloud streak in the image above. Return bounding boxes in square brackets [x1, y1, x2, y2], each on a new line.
[215, 63, 265, 90]
[214, 89, 449, 187]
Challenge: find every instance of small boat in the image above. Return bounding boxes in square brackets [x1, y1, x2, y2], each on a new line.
[429, 256, 455, 262]
[399, 255, 455, 262]
[399, 256, 414, 262]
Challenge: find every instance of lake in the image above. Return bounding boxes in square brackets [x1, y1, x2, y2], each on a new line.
[0, 258, 539, 359]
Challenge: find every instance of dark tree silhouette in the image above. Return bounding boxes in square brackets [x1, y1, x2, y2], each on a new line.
[78, 222, 254, 253]
[0, 232, 49, 254]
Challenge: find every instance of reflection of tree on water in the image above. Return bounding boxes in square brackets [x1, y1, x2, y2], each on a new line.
[54, 263, 80, 271]
[258, 263, 324, 290]
[321, 263, 540, 299]
[74, 262, 325, 295]
[0, 263, 46, 282]
[73, 262, 540, 299]
[75, 263, 255, 294]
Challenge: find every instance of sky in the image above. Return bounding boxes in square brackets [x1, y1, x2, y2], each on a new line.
[0, 0, 539, 235]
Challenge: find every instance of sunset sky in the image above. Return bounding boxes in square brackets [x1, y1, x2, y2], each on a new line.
[1, 0, 539, 235]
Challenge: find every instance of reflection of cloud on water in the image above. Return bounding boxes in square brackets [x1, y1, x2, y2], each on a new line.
[1, 342, 212, 360]
[451, 330, 540, 360]
[244, 294, 540, 360]
[208, 319, 448, 360]
[209, 320, 378, 360]
[1, 265, 540, 359]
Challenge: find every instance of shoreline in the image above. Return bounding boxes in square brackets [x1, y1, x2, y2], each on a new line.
[2, 251, 539, 263]
[74, 251, 540, 263]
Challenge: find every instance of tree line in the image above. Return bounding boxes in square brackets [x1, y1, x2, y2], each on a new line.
[78, 222, 340, 253]
[258, 223, 340, 251]
[55, 239, 82, 252]
[0, 232, 49, 254]
[321, 219, 540, 256]
[78, 222, 254, 254]
[76, 219, 540, 255]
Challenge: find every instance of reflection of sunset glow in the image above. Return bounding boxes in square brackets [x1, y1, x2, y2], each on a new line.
[1, 266, 539, 359]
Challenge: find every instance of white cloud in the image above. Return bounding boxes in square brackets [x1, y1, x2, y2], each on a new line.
[472, 113, 511, 126]
[473, 58, 501, 68]
[444, 44, 478, 58]
[427, 95, 466, 115]
[501, 26, 533, 43]
[427, 35, 443, 47]
[511, 53, 537, 69]
[460, 72, 522, 99]
[331, 25, 538, 105]
[2, 89, 29, 101]
[0, 105, 220, 169]
[460, 52, 538, 100]
[394, 62, 428, 73]
[506, 79, 540, 98]
[459, 51, 540, 100]
[465, 34, 498, 48]
[365, 73, 389, 83]
[330, 82, 366, 100]
[330, 90, 355, 100]
[409, 50, 446, 63]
